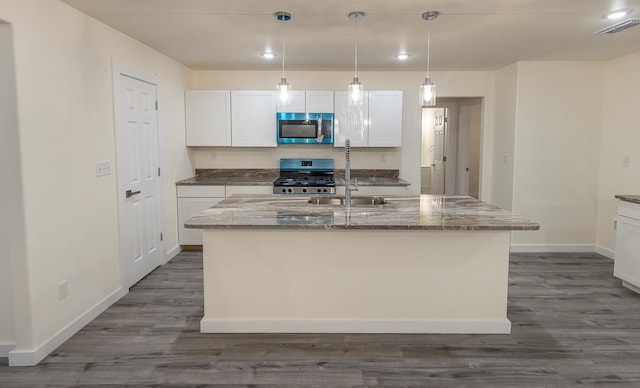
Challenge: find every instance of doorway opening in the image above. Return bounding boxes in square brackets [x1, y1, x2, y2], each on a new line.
[421, 98, 482, 197]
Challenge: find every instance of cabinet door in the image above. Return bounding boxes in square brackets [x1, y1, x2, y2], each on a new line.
[185, 90, 231, 146]
[614, 215, 640, 287]
[306, 91, 334, 112]
[178, 197, 224, 245]
[231, 91, 277, 147]
[333, 91, 369, 147]
[225, 185, 274, 196]
[368, 91, 403, 147]
[277, 90, 305, 113]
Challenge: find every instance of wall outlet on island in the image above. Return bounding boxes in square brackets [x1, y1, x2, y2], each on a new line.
[58, 280, 69, 300]
[613, 218, 618, 232]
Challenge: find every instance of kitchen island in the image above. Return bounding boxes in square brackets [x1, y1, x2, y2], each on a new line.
[185, 195, 538, 334]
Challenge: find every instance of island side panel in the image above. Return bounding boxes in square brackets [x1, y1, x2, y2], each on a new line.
[201, 229, 511, 334]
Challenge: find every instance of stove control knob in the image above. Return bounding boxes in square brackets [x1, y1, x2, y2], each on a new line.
[287, 188, 292, 193]
[282, 189, 286, 193]
[303, 188, 307, 193]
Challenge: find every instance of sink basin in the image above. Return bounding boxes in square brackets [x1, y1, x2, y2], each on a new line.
[308, 196, 387, 206]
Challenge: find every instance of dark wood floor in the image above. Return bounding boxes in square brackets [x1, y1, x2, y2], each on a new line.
[2, 251, 640, 387]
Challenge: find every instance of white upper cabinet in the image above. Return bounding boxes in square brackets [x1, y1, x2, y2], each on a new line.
[306, 91, 334, 112]
[334, 91, 369, 147]
[185, 90, 231, 146]
[231, 90, 277, 147]
[334, 90, 403, 148]
[277, 90, 306, 112]
[368, 90, 403, 147]
[277, 90, 334, 113]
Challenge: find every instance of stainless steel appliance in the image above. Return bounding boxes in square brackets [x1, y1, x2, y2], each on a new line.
[273, 158, 336, 194]
[276, 112, 334, 144]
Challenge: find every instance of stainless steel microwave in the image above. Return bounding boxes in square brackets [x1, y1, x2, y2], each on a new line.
[276, 112, 334, 144]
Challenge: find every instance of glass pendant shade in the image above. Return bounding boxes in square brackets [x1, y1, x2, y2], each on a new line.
[420, 77, 436, 107]
[348, 76, 364, 105]
[277, 77, 291, 105]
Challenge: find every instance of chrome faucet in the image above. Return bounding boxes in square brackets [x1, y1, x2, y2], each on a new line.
[344, 139, 358, 208]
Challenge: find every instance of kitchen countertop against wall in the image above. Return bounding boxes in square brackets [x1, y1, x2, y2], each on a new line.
[615, 195, 640, 205]
[176, 169, 410, 187]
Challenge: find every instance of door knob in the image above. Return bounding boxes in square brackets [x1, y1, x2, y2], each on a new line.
[126, 189, 141, 198]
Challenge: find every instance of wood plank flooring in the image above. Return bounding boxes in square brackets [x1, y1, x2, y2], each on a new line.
[2, 251, 640, 386]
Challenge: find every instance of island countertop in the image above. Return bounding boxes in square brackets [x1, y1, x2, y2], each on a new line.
[185, 194, 539, 231]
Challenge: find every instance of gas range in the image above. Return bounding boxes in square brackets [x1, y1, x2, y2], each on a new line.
[273, 158, 336, 194]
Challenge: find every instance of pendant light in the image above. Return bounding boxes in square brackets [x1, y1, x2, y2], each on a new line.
[275, 11, 292, 105]
[347, 11, 365, 105]
[420, 11, 439, 107]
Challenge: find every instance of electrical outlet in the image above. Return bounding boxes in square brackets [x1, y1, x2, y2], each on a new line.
[58, 280, 69, 300]
[623, 156, 631, 168]
[96, 161, 111, 177]
[613, 218, 618, 232]
[502, 154, 509, 165]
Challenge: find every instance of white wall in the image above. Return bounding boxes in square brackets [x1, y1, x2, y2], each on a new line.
[491, 63, 519, 211]
[0, 0, 192, 363]
[192, 70, 496, 199]
[0, 21, 23, 355]
[596, 51, 640, 254]
[511, 62, 604, 247]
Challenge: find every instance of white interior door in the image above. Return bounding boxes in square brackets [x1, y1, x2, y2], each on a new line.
[431, 108, 446, 194]
[114, 68, 163, 289]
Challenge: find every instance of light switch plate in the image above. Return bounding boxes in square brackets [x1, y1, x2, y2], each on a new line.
[96, 161, 111, 177]
[623, 156, 631, 168]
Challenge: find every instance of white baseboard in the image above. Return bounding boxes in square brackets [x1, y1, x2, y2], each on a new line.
[200, 319, 511, 335]
[510, 244, 595, 253]
[8, 287, 127, 367]
[595, 245, 615, 260]
[164, 244, 181, 264]
[0, 344, 14, 358]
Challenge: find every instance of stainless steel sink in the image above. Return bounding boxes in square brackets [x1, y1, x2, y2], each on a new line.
[308, 196, 387, 206]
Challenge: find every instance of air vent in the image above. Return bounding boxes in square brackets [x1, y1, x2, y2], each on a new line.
[595, 18, 640, 34]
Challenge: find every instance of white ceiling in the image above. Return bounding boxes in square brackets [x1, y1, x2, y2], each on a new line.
[60, 0, 640, 71]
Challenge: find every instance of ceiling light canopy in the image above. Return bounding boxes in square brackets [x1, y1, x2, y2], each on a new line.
[262, 51, 275, 59]
[396, 53, 410, 60]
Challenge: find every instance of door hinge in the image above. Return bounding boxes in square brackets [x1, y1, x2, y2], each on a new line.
[158, 167, 161, 177]
[444, 117, 448, 123]
[160, 232, 163, 241]
[155, 101, 158, 111]
[443, 156, 447, 162]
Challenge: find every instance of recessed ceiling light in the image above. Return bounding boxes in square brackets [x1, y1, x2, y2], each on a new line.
[396, 53, 410, 60]
[262, 52, 275, 59]
[605, 9, 632, 20]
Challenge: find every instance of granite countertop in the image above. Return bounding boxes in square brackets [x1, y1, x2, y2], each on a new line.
[175, 169, 410, 187]
[185, 194, 539, 231]
[615, 195, 640, 205]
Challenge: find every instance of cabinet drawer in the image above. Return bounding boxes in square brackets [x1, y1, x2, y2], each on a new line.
[225, 185, 274, 196]
[618, 201, 640, 220]
[177, 185, 225, 198]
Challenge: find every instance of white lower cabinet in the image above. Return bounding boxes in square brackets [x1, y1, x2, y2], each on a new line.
[178, 197, 223, 245]
[225, 185, 274, 196]
[614, 201, 640, 293]
[177, 185, 225, 245]
[177, 184, 274, 245]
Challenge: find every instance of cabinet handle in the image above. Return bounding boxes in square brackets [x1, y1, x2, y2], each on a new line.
[126, 189, 141, 198]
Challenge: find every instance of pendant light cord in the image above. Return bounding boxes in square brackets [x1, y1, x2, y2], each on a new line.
[426, 26, 431, 78]
[281, 17, 285, 78]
